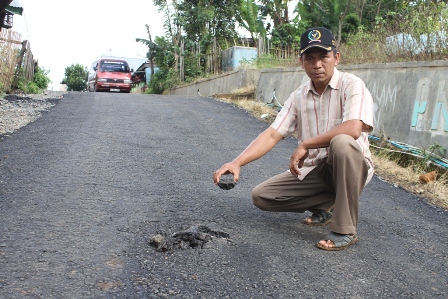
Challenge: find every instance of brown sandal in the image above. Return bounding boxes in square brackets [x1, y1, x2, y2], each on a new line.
[303, 210, 332, 226]
[316, 232, 358, 251]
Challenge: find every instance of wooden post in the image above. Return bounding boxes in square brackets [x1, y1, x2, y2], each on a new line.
[12, 40, 27, 88]
[180, 39, 184, 81]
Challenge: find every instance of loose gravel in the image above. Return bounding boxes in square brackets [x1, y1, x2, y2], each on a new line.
[0, 91, 66, 135]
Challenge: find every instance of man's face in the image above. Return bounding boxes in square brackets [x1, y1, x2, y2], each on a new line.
[300, 48, 340, 88]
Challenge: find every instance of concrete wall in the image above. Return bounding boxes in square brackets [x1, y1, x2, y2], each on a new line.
[169, 61, 448, 158]
[169, 68, 261, 96]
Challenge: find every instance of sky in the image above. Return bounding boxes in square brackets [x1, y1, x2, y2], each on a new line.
[12, 0, 167, 91]
[11, 0, 299, 91]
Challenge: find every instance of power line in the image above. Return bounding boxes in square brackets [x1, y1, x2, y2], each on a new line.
[19, 0, 31, 43]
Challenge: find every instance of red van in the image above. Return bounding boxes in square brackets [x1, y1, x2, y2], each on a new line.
[87, 59, 133, 93]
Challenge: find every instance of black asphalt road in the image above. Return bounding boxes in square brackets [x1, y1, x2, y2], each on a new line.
[0, 92, 447, 298]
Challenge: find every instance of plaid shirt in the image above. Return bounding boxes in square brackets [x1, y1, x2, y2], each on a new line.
[271, 68, 375, 182]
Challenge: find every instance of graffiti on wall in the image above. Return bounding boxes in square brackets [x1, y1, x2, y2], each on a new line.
[367, 81, 398, 128]
[411, 79, 448, 134]
[368, 78, 448, 135]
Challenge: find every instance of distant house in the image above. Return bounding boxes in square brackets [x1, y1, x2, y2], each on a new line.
[134, 61, 158, 85]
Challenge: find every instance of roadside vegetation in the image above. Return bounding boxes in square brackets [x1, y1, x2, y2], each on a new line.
[5, 65, 52, 96]
[0, 63, 52, 97]
[4, 62, 88, 95]
[143, 1, 448, 94]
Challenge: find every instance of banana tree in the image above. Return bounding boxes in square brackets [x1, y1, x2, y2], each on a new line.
[297, 0, 353, 45]
[136, 24, 160, 77]
[238, 0, 267, 45]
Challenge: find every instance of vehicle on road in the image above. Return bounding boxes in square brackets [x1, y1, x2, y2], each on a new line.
[87, 59, 133, 93]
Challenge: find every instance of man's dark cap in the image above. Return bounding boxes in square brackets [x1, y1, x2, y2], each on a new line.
[300, 27, 336, 55]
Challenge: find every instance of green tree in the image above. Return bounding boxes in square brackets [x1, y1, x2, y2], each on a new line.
[147, 35, 180, 94]
[269, 20, 312, 47]
[177, 0, 240, 43]
[136, 24, 159, 77]
[177, 0, 240, 75]
[259, 0, 292, 28]
[352, 0, 409, 31]
[341, 12, 360, 42]
[153, 0, 183, 77]
[297, 0, 355, 44]
[238, 0, 267, 43]
[153, 0, 241, 81]
[63, 64, 88, 91]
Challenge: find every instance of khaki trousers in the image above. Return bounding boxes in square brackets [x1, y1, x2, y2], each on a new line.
[251, 134, 370, 235]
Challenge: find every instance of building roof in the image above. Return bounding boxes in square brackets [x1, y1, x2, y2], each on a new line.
[5, 0, 23, 15]
[135, 62, 157, 73]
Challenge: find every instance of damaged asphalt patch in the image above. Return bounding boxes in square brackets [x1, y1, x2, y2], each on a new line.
[150, 225, 231, 251]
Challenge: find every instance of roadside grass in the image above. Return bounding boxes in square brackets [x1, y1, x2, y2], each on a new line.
[215, 86, 278, 123]
[369, 147, 448, 209]
[214, 89, 448, 210]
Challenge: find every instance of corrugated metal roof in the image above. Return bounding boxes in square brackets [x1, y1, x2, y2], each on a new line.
[6, 0, 23, 15]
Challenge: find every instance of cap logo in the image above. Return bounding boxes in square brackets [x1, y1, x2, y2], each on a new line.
[308, 30, 322, 43]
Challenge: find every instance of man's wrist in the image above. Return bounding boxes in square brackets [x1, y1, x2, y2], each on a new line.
[299, 143, 309, 151]
[231, 159, 242, 168]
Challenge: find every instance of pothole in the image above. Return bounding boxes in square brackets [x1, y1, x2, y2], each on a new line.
[149, 225, 230, 252]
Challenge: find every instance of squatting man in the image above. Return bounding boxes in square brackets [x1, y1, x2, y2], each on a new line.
[213, 27, 374, 251]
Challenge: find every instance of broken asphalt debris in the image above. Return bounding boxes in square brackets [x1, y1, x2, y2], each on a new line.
[149, 225, 230, 252]
[217, 176, 236, 190]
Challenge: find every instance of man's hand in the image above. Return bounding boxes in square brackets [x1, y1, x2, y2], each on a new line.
[289, 145, 309, 177]
[213, 128, 284, 185]
[213, 161, 240, 184]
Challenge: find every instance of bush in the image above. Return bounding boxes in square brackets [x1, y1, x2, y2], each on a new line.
[33, 66, 51, 90]
[26, 81, 41, 94]
[11, 65, 52, 94]
[148, 68, 180, 94]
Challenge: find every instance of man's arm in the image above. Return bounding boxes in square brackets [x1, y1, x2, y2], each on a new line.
[213, 127, 284, 183]
[289, 119, 363, 177]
